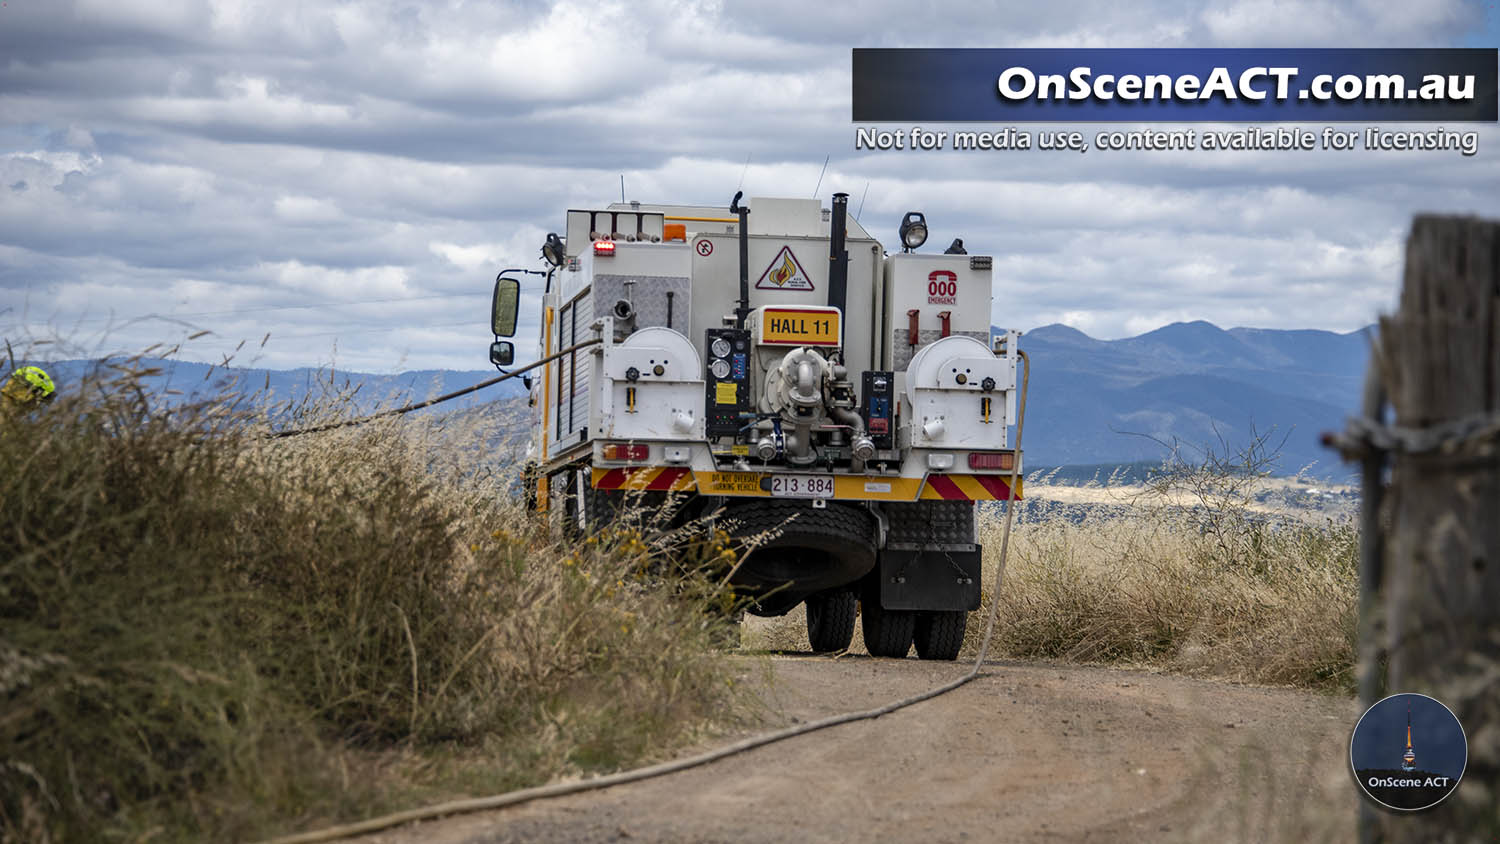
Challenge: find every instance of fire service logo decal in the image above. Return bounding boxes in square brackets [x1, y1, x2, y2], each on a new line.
[1350, 692, 1466, 811]
[754, 246, 814, 291]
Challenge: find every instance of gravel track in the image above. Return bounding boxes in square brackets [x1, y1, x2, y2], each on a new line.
[359, 655, 1361, 843]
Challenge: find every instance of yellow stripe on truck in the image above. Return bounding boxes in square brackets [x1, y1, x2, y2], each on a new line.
[589, 469, 1023, 501]
[692, 472, 927, 500]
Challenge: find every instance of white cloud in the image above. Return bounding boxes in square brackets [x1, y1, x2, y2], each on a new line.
[274, 195, 343, 224]
[1200, 0, 1477, 46]
[429, 241, 505, 272]
[0, 0, 1494, 372]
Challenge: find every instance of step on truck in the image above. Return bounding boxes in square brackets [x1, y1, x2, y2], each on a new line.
[488, 192, 1022, 660]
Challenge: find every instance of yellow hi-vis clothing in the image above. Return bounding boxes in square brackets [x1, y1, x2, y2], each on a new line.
[2, 366, 55, 407]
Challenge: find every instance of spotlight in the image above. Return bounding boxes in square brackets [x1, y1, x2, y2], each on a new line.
[899, 212, 928, 252]
[541, 232, 566, 267]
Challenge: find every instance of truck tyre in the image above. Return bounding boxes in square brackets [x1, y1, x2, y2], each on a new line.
[913, 610, 967, 661]
[861, 596, 915, 658]
[555, 469, 581, 537]
[721, 501, 877, 616]
[805, 589, 857, 653]
[522, 463, 539, 512]
[582, 481, 623, 531]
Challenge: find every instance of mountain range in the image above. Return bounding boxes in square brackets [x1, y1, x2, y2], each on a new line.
[29, 357, 528, 417]
[1009, 320, 1372, 480]
[25, 320, 1371, 479]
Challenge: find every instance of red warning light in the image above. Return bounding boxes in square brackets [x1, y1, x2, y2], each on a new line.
[968, 451, 1015, 470]
[593, 240, 616, 256]
[602, 442, 649, 461]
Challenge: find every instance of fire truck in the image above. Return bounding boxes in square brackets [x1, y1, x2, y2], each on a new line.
[488, 192, 1023, 660]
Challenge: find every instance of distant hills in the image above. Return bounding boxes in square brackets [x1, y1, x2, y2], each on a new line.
[24, 320, 1371, 479]
[1010, 320, 1372, 480]
[31, 357, 528, 416]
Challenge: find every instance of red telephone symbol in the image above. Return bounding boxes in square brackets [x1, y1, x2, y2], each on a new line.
[927, 270, 958, 298]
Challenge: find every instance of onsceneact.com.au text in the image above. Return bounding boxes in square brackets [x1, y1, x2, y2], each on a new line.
[996, 67, 1478, 103]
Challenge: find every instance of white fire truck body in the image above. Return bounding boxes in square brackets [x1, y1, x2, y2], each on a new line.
[494, 194, 1025, 659]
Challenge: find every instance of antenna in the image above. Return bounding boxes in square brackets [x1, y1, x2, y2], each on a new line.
[854, 182, 870, 222]
[737, 153, 751, 192]
[811, 154, 830, 198]
[620, 174, 625, 203]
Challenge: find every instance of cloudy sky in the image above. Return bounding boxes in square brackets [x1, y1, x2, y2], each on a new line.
[2, 0, 1497, 373]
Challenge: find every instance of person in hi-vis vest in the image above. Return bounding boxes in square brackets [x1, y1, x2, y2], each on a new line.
[1, 366, 55, 409]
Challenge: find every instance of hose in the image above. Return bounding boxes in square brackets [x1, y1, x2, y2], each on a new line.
[257, 349, 1030, 844]
[268, 339, 602, 439]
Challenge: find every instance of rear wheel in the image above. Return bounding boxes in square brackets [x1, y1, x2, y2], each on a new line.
[583, 479, 680, 535]
[861, 593, 915, 659]
[913, 610, 967, 661]
[805, 590, 857, 653]
[582, 480, 623, 531]
[721, 501, 877, 617]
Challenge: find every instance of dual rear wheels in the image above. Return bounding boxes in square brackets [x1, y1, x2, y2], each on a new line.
[862, 598, 967, 661]
[805, 589, 968, 661]
[912, 609, 968, 661]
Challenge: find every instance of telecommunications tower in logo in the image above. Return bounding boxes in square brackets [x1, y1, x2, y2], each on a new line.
[1401, 704, 1416, 772]
[1350, 692, 1466, 811]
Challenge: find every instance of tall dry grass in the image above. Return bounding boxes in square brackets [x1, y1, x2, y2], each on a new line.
[971, 481, 1358, 691]
[0, 359, 744, 843]
[744, 471, 1358, 694]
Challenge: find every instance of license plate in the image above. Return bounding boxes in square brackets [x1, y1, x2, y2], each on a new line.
[770, 475, 835, 498]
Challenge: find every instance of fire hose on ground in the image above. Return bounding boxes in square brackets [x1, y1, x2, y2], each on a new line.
[257, 349, 1031, 844]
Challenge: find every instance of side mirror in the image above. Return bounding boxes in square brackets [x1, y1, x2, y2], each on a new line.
[489, 340, 515, 367]
[491, 276, 520, 337]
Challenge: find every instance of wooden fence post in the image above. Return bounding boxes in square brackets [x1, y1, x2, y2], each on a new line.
[1378, 215, 1499, 842]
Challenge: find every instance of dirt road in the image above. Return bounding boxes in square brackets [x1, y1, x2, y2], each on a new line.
[360, 655, 1361, 843]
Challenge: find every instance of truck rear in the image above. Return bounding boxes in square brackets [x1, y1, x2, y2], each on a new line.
[488, 192, 1022, 660]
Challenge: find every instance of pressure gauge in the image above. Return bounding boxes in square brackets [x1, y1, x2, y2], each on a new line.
[710, 337, 732, 359]
[710, 359, 732, 379]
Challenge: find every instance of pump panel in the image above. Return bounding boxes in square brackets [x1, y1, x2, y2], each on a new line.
[704, 328, 752, 439]
[861, 370, 895, 450]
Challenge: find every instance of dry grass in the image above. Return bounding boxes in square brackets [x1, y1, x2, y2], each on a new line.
[971, 496, 1358, 691]
[744, 478, 1358, 694]
[0, 358, 746, 843]
[0, 345, 1360, 839]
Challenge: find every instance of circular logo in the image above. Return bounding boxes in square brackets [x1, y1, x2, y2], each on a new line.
[1350, 692, 1466, 811]
[695, 239, 713, 257]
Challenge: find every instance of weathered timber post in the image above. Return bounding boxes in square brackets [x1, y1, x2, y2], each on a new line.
[1379, 215, 1499, 842]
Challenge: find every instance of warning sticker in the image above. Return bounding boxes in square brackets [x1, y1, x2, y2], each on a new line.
[754, 246, 814, 291]
[715, 382, 738, 404]
[927, 270, 958, 305]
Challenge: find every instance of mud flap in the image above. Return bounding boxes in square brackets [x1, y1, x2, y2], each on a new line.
[874, 544, 982, 611]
